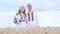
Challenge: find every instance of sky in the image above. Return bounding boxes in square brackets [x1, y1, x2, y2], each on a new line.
[0, 0, 60, 11]
[0, 11, 60, 27]
[0, 0, 60, 27]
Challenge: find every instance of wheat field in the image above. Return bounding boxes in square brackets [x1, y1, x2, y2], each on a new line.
[0, 27, 60, 34]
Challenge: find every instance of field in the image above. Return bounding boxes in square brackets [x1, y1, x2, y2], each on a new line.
[0, 27, 60, 34]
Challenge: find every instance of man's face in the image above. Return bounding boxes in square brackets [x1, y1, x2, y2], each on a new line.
[27, 4, 32, 10]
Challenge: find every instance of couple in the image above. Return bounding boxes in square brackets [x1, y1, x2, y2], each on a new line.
[14, 3, 39, 28]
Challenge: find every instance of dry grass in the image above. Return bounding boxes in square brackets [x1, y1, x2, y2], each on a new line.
[0, 27, 60, 34]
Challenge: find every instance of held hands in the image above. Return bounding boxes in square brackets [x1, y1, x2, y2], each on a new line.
[19, 19, 28, 22]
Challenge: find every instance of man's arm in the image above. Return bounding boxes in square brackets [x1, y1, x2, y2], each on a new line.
[34, 14, 39, 27]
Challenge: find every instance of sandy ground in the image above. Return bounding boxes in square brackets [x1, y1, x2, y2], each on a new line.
[0, 27, 60, 34]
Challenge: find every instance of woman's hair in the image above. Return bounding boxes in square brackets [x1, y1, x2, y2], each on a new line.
[16, 6, 25, 15]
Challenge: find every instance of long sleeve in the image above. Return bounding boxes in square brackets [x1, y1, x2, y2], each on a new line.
[14, 15, 21, 24]
[14, 17, 18, 24]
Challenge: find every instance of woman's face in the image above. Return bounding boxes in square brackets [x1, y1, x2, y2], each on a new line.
[20, 6, 25, 13]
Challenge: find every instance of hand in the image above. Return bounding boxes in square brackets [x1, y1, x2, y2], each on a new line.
[19, 19, 26, 22]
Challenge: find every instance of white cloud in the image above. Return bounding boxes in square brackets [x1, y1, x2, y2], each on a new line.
[0, 0, 60, 11]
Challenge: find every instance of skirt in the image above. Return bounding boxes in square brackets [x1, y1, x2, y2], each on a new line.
[16, 22, 27, 28]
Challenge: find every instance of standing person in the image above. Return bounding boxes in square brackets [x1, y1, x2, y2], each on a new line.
[14, 6, 27, 28]
[27, 3, 39, 28]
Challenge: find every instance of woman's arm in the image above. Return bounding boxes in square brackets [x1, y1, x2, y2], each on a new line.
[14, 17, 19, 24]
[14, 15, 20, 24]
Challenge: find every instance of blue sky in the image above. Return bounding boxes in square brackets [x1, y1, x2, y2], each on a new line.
[0, 0, 60, 27]
[0, 11, 60, 27]
[0, 0, 60, 11]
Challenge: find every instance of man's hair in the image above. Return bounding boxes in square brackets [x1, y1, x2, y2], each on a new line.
[27, 3, 32, 7]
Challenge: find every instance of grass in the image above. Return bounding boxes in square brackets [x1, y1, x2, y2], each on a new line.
[0, 27, 60, 34]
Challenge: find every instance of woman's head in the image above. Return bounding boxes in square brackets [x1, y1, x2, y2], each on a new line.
[18, 6, 25, 14]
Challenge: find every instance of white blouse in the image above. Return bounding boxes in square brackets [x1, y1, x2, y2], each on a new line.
[14, 14, 27, 28]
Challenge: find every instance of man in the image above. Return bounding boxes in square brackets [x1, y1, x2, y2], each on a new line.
[27, 3, 39, 28]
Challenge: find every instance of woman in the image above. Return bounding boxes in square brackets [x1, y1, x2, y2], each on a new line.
[14, 6, 27, 28]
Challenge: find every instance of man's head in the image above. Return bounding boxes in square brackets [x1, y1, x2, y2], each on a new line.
[27, 3, 32, 11]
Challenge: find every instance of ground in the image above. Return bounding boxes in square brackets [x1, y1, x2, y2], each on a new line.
[0, 27, 60, 34]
